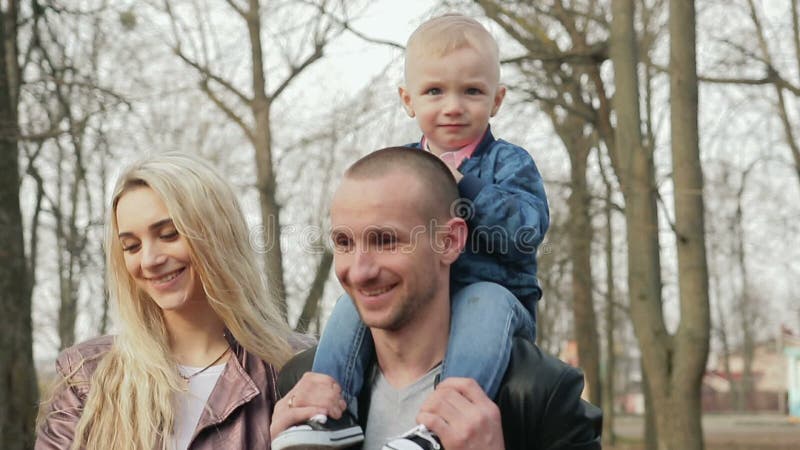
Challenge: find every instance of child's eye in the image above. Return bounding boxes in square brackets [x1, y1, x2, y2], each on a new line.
[425, 87, 442, 95]
[378, 231, 397, 247]
[465, 87, 483, 95]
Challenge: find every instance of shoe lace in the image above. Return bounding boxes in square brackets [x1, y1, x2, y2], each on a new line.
[309, 414, 328, 424]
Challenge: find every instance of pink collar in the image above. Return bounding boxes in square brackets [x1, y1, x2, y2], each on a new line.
[420, 130, 485, 169]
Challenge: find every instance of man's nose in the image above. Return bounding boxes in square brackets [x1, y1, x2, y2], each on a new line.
[349, 250, 379, 284]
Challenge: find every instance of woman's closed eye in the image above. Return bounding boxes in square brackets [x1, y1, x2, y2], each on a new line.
[160, 230, 179, 240]
[121, 240, 141, 253]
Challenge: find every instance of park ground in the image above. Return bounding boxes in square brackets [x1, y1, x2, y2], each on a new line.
[608, 414, 800, 450]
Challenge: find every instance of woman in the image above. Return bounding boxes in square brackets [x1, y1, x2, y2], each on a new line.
[36, 153, 298, 450]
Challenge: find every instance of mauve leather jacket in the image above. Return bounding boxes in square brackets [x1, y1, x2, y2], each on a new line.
[35, 334, 281, 449]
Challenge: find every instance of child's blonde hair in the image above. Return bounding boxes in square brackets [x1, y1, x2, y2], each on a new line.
[405, 13, 501, 81]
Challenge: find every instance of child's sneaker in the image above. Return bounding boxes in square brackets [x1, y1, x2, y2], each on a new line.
[382, 424, 443, 450]
[272, 413, 364, 450]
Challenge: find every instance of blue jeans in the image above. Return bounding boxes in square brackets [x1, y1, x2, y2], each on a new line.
[312, 282, 537, 416]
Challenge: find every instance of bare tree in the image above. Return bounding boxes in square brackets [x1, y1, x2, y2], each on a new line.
[474, 0, 603, 407]
[531, 190, 572, 355]
[159, 0, 362, 318]
[663, 1, 710, 446]
[700, 0, 800, 190]
[599, 152, 618, 447]
[707, 159, 762, 410]
[21, 2, 125, 349]
[0, 1, 37, 447]
[469, 1, 712, 447]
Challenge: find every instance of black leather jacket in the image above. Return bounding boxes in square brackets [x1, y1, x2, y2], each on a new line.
[277, 338, 602, 450]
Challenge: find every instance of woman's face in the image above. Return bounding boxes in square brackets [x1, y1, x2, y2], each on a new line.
[115, 186, 206, 313]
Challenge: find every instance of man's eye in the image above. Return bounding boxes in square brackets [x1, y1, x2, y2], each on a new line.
[332, 235, 353, 250]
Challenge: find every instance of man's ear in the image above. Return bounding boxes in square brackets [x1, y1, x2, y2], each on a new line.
[490, 85, 506, 117]
[438, 217, 468, 265]
[398, 86, 415, 118]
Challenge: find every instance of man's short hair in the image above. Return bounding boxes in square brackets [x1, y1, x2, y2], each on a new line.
[344, 147, 460, 220]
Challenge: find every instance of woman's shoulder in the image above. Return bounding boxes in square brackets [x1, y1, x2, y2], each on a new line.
[55, 335, 115, 379]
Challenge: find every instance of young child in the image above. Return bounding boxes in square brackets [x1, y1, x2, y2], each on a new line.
[272, 14, 549, 450]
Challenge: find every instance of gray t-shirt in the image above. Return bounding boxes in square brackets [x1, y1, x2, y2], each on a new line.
[362, 364, 442, 450]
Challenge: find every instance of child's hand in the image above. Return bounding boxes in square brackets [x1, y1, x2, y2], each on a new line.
[440, 152, 464, 182]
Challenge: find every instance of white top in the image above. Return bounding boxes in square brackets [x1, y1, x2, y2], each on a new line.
[171, 363, 227, 450]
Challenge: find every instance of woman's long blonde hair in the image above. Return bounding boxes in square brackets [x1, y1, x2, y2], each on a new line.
[66, 153, 294, 449]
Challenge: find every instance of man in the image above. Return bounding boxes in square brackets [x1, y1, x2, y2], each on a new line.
[271, 147, 602, 450]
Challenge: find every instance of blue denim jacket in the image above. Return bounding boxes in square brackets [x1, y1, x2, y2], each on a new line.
[409, 127, 549, 315]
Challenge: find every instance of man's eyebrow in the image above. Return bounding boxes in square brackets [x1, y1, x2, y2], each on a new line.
[118, 218, 174, 238]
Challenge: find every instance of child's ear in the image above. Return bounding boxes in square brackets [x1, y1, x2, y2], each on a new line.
[490, 85, 507, 117]
[398, 86, 415, 118]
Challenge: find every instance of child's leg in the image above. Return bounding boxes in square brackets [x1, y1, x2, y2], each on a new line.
[441, 282, 535, 399]
[311, 293, 373, 416]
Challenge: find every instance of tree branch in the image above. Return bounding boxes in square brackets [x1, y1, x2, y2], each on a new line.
[173, 48, 253, 106]
[224, 0, 247, 18]
[199, 79, 255, 143]
[297, 0, 405, 50]
[502, 42, 608, 65]
[271, 42, 324, 100]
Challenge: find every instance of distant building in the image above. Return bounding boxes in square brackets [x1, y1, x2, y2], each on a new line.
[702, 328, 797, 413]
[559, 329, 799, 416]
[784, 331, 800, 418]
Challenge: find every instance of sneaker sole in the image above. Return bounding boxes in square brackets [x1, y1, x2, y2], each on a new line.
[272, 427, 364, 450]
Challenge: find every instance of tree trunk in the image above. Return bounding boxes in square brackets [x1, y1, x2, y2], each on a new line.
[643, 366, 658, 450]
[567, 140, 601, 407]
[734, 184, 754, 410]
[611, 0, 709, 448]
[57, 271, 78, 349]
[0, 2, 38, 447]
[544, 105, 602, 407]
[713, 270, 736, 410]
[601, 163, 616, 447]
[296, 248, 334, 334]
[245, 0, 287, 316]
[665, 0, 710, 446]
[474, 1, 711, 446]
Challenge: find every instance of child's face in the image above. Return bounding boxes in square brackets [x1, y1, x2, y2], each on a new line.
[399, 45, 505, 155]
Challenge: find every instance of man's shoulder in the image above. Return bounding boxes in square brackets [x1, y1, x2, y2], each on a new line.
[504, 338, 578, 386]
[499, 339, 602, 450]
[498, 338, 582, 406]
[277, 345, 317, 396]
